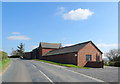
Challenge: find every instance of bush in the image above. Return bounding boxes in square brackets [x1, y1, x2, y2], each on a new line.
[9, 55, 20, 58]
[104, 61, 109, 66]
[109, 61, 115, 66]
[114, 61, 120, 67]
[0, 51, 8, 60]
[108, 61, 120, 67]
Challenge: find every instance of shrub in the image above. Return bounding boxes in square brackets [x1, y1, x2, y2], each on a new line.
[108, 61, 120, 67]
[109, 61, 115, 66]
[0, 51, 8, 60]
[104, 61, 109, 66]
[114, 61, 120, 67]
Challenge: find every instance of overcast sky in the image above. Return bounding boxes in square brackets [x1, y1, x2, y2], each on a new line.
[2, 2, 118, 58]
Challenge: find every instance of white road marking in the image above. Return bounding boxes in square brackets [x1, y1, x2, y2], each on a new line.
[64, 68, 105, 82]
[32, 64, 37, 68]
[32, 64, 53, 83]
[38, 70, 54, 83]
[39, 61, 105, 82]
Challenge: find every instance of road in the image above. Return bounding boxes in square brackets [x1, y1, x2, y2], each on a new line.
[67, 66, 118, 82]
[2, 58, 108, 83]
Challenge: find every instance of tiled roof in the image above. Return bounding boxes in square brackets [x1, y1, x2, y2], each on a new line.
[44, 41, 91, 56]
[40, 42, 61, 49]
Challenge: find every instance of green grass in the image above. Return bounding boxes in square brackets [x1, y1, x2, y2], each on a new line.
[0, 58, 11, 72]
[33, 59, 91, 69]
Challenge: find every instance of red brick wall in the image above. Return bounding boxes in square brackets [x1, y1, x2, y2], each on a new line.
[24, 52, 31, 59]
[42, 48, 57, 56]
[37, 48, 42, 59]
[85, 61, 103, 68]
[31, 50, 36, 59]
[43, 53, 77, 65]
[77, 42, 102, 67]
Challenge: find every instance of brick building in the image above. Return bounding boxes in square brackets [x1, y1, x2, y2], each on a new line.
[24, 52, 31, 59]
[23, 42, 61, 59]
[23, 41, 103, 68]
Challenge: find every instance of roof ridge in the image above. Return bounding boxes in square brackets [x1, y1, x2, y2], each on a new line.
[44, 41, 91, 55]
[59, 41, 90, 49]
[40, 42, 61, 44]
[65, 41, 90, 47]
[39, 42, 61, 49]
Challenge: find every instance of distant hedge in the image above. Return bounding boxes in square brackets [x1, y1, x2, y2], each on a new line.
[9, 55, 20, 58]
[109, 61, 120, 67]
[114, 61, 120, 67]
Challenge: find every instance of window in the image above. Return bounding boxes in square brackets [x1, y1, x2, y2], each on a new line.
[96, 56, 100, 62]
[86, 55, 92, 61]
[75, 53, 77, 56]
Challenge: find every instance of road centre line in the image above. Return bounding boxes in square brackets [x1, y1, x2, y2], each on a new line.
[64, 68, 105, 82]
[39, 61, 106, 82]
[32, 64, 37, 68]
[38, 70, 54, 83]
[32, 64, 54, 83]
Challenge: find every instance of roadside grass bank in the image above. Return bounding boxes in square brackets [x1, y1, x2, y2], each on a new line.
[0, 58, 11, 73]
[33, 59, 91, 69]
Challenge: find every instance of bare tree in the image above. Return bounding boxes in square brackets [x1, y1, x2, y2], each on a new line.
[11, 49, 19, 56]
[105, 49, 120, 61]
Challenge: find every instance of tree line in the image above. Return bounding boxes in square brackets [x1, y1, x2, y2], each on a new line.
[10, 43, 25, 58]
[105, 49, 120, 67]
[10, 43, 120, 67]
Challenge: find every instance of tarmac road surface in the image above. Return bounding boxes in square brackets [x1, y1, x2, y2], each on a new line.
[2, 58, 108, 83]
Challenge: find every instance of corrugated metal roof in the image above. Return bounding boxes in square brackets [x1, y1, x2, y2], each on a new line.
[40, 42, 61, 49]
[44, 41, 90, 56]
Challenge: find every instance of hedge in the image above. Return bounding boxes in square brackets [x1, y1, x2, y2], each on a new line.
[109, 61, 120, 67]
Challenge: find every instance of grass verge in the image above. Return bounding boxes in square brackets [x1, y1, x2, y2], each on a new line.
[0, 58, 11, 73]
[33, 59, 91, 69]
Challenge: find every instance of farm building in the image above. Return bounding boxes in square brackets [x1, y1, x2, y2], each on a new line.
[23, 41, 103, 68]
